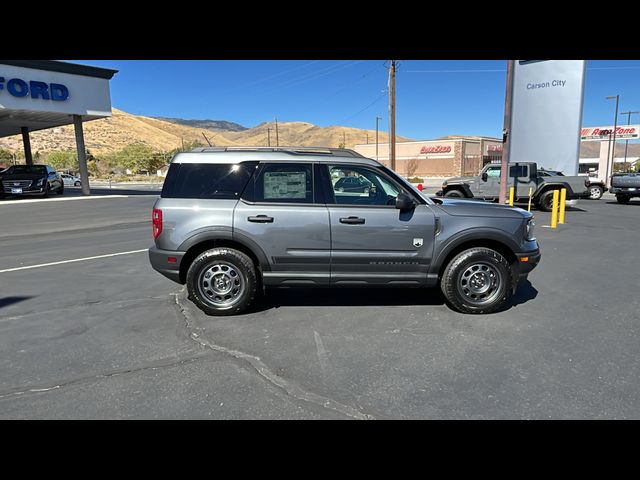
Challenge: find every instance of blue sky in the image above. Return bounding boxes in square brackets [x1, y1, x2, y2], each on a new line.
[75, 60, 640, 140]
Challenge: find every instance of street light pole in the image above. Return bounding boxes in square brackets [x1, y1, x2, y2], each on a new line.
[499, 60, 515, 205]
[606, 95, 619, 183]
[375, 116, 382, 162]
[620, 111, 639, 173]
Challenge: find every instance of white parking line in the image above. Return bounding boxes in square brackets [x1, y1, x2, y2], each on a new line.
[0, 249, 148, 273]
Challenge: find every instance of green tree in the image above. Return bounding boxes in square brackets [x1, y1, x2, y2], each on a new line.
[46, 151, 78, 171]
[0, 148, 13, 162]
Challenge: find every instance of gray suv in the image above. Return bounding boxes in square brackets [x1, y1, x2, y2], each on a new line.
[149, 147, 540, 315]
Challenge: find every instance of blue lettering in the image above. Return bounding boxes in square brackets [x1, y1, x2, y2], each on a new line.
[50, 83, 69, 101]
[7, 78, 29, 97]
[29, 81, 50, 100]
[0, 77, 68, 101]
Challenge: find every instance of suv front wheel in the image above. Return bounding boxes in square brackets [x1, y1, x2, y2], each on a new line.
[186, 248, 258, 316]
[440, 247, 513, 314]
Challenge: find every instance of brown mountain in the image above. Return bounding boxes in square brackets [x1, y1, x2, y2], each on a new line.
[0, 109, 409, 155]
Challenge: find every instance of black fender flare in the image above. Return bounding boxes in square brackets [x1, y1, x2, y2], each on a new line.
[443, 183, 474, 198]
[430, 227, 521, 275]
[533, 182, 575, 200]
[178, 227, 271, 272]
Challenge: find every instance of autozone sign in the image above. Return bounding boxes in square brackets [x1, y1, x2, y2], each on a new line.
[420, 145, 452, 154]
[581, 125, 640, 141]
[487, 144, 503, 153]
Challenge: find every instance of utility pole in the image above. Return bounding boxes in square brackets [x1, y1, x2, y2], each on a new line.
[499, 60, 515, 205]
[606, 95, 620, 183]
[366, 133, 368, 144]
[376, 116, 381, 162]
[343, 132, 346, 148]
[267, 128, 272, 147]
[620, 111, 639, 172]
[389, 60, 397, 171]
[275, 117, 279, 147]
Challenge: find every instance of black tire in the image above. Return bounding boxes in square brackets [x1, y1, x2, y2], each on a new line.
[74, 181, 81, 187]
[186, 248, 257, 316]
[444, 189, 465, 198]
[587, 185, 603, 200]
[42, 184, 50, 198]
[56, 183, 64, 195]
[440, 247, 513, 314]
[537, 190, 556, 212]
[616, 195, 630, 204]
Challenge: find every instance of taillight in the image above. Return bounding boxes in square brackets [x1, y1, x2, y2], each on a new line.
[152, 208, 162, 239]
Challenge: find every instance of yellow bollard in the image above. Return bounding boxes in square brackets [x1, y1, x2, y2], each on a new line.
[559, 188, 567, 224]
[527, 187, 533, 212]
[551, 190, 559, 229]
[509, 186, 515, 206]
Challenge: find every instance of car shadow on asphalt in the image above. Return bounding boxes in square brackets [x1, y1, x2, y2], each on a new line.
[0, 296, 35, 309]
[254, 287, 447, 311]
[251, 281, 539, 314]
[605, 201, 640, 206]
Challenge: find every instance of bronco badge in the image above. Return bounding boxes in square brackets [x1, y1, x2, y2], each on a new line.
[413, 238, 423, 247]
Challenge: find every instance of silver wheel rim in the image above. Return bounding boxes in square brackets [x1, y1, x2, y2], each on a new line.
[589, 187, 601, 199]
[456, 262, 503, 307]
[197, 261, 245, 308]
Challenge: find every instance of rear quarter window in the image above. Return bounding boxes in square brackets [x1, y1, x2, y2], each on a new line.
[161, 162, 258, 199]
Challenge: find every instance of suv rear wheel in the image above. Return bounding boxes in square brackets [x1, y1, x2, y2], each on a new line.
[537, 190, 556, 212]
[186, 248, 257, 316]
[440, 247, 513, 314]
[616, 195, 630, 204]
[444, 189, 465, 198]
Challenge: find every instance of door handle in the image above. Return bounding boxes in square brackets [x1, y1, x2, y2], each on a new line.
[248, 215, 274, 223]
[339, 216, 365, 225]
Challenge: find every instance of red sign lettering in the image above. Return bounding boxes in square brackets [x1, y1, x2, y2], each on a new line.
[420, 145, 452, 154]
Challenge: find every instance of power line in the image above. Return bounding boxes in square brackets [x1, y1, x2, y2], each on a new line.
[340, 91, 388, 124]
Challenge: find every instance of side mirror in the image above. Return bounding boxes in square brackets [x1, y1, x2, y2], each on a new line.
[481, 172, 488, 182]
[395, 193, 415, 211]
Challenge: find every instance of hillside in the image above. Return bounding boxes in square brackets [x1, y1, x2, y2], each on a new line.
[0, 109, 409, 155]
[155, 117, 247, 132]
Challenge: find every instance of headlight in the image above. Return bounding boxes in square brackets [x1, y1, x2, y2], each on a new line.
[525, 219, 535, 240]
[442, 181, 448, 188]
[36, 178, 45, 186]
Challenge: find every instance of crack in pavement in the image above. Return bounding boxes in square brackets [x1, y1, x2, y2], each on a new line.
[0, 353, 211, 400]
[173, 291, 375, 420]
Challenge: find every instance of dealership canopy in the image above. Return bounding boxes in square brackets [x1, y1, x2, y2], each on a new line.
[0, 60, 118, 194]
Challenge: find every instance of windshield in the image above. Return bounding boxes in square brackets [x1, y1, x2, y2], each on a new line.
[5, 165, 47, 175]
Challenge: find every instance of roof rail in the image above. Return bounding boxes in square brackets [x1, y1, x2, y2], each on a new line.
[189, 146, 365, 158]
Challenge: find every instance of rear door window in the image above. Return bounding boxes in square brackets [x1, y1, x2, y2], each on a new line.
[251, 163, 314, 203]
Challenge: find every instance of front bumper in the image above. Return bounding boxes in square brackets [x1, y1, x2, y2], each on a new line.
[2, 186, 46, 195]
[149, 246, 186, 284]
[514, 248, 541, 282]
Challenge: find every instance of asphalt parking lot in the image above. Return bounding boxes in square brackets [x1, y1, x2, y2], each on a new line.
[1, 189, 639, 419]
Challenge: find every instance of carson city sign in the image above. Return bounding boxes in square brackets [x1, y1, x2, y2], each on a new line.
[580, 125, 640, 141]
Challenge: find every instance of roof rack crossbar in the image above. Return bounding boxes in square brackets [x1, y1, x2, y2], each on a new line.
[189, 146, 365, 158]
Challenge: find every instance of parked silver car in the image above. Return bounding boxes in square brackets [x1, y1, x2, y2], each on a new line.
[149, 147, 540, 315]
[61, 174, 82, 187]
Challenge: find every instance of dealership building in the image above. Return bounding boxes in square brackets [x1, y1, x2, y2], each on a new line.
[354, 136, 503, 178]
[0, 60, 118, 194]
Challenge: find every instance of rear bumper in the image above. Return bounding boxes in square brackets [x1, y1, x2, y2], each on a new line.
[149, 246, 186, 284]
[610, 187, 640, 195]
